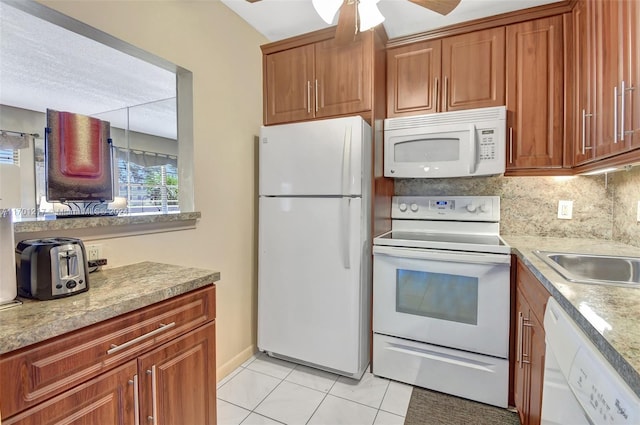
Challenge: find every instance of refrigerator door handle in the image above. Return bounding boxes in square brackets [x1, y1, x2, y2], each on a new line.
[341, 197, 351, 269]
[341, 126, 352, 197]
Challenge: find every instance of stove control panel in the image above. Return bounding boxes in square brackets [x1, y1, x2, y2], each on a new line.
[393, 196, 500, 221]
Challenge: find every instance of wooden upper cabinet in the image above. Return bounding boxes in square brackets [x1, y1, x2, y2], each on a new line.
[572, 0, 640, 167]
[591, 0, 625, 159]
[387, 40, 441, 116]
[573, 0, 595, 166]
[263, 31, 373, 125]
[315, 35, 373, 118]
[506, 16, 565, 170]
[387, 27, 504, 118]
[623, 0, 640, 150]
[264, 44, 315, 124]
[442, 27, 505, 112]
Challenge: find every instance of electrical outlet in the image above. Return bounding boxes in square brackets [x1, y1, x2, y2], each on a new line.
[85, 244, 103, 261]
[558, 200, 573, 219]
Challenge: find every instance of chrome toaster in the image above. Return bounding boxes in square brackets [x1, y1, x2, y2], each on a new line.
[16, 237, 89, 300]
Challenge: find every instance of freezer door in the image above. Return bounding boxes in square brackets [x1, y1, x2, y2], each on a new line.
[258, 196, 370, 376]
[259, 116, 368, 196]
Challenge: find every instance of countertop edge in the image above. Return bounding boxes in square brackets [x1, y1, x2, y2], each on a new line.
[509, 244, 640, 398]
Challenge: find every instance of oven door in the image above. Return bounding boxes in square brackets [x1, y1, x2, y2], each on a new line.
[373, 245, 511, 358]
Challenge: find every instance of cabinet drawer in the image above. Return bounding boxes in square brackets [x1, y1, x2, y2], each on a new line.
[4, 361, 137, 425]
[0, 285, 215, 418]
[517, 261, 550, 323]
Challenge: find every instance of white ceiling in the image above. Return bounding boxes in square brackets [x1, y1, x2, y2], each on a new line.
[0, 2, 177, 139]
[219, 0, 565, 42]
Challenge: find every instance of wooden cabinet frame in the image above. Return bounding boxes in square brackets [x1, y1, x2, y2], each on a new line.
[513, 260, 550, 425]
[1, 286, 216, 424]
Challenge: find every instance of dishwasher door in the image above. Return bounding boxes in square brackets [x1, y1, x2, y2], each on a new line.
[541, 298, 640, 425]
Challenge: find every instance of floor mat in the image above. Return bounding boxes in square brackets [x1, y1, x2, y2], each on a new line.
[404, 387, 522, 425]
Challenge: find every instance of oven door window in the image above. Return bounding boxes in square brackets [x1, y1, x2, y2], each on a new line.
[396, 269, 478, 325]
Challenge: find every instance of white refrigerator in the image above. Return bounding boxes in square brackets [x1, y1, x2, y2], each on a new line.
[258, 116, 372, 379]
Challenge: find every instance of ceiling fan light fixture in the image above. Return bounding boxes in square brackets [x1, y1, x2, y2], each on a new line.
[358, 0, 384, 31]
[312, 0, 343, 24]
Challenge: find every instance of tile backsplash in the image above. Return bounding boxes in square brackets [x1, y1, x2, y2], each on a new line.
[394, 165, 640, 247]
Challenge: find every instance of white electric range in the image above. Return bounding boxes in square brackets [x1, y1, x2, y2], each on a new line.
[372, 196, 511, 408]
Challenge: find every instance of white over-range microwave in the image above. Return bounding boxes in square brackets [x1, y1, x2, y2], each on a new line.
[384, 106, 506, 178]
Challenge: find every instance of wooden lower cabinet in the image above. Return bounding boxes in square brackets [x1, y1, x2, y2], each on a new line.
[1, 286, 216, 425]
[514, 260, 550, 425]
[139, 322, 216, 425]
[5, 362, 137, 425]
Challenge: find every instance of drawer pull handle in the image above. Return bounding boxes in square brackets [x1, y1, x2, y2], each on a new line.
[107, 322, 176, 355]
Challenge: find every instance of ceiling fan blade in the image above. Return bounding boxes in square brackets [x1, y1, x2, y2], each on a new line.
[334, 0, 358, 45]
[409, 0, 462, 16]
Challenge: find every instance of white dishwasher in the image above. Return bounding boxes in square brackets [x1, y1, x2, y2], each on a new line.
[541, 298, 640, 425]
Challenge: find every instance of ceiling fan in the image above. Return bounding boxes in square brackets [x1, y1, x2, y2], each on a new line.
[245, 0, 462, 44]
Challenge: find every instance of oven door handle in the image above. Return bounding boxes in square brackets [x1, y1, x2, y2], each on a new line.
[373, 245, 511, 265]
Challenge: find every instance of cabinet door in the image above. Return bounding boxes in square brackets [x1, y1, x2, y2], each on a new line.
[315, 33, 372, 118]
[592, 0, 626, 159]
[528, 313, 546, 425]
[4, 362, 137, 425]
[264, 45, 315, 125]
[573, 0, 596, 165]
[514, 289, 531, 425]
[623, 0, 640, 149]
[506, 16, 564, 169]
[386, 40, 442, 117]
[139, 322, 216, 425]
[442, 27, 505, 112]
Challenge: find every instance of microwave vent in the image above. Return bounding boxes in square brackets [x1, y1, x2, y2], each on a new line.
[384, 106, 506, 131]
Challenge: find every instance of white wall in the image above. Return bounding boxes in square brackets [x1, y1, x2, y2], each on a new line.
[37, 0, 267, 379]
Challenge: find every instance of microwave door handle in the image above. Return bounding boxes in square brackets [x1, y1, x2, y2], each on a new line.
[341, 126, 352, 197]
[469, 124, 477, 174]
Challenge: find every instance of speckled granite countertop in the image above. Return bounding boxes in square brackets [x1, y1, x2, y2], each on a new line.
[0, 261, 220, 356]
[13, 212, 201, 233]
[503, 235, 640, 398]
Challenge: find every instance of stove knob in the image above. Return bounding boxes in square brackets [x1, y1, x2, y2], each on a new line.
[479, 203, 489, 213]
[398, 202, 408, 212]
[410, 203, 419, 212]
[466, 203, 477, 212]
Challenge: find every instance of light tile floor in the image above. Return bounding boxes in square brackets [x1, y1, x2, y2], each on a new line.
[217, 353, 413, 425]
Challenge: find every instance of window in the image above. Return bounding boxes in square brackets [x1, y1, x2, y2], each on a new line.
[0, 148, 19, 165]
[116, 148, 178, 214]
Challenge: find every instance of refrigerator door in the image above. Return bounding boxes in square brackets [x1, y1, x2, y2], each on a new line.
[258, 196, 369, 376]
[259, 116, 367, 197]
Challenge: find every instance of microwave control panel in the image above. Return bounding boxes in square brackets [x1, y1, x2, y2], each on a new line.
[478, 129, 497, 161]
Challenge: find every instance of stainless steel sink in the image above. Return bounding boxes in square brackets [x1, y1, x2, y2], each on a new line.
[533, 250, 640, 287]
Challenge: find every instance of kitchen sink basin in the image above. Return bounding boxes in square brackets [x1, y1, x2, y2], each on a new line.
[533, 250, 640, 287]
